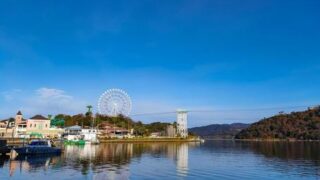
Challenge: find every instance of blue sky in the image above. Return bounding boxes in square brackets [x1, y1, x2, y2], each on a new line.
[0, 0, 320, 127]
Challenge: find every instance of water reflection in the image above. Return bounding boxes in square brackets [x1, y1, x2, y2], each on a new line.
[4, 154, 61, 176]
[2, 143, 196, 178]
[176, 143, 188, 176]
[0, 141, 319, 179]
[200, 140, 320, 178]
[201, 141, 320, 162]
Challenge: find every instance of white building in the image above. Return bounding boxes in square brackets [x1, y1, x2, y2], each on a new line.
[177, 109, 188, 138]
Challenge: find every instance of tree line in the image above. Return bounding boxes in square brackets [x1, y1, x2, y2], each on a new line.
[51, 113, 175, 136]
[235, 106, 320, 140]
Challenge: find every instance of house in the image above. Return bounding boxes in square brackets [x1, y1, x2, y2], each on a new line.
[26, 115, 50, 131]
[150, 132, 162, 138]
[0, 120, 13, 137]
[97, 122, 130, 138]
[2, 111, 63, 138]
[97, 122, 114, 135]
[0, 111, 26, 137]
[15, 111, 27, 137]
[26, 114, 63, 138]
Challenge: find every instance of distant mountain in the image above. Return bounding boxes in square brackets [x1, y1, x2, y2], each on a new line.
[235, 107, 320, 140]
[189, 123, 250, 139]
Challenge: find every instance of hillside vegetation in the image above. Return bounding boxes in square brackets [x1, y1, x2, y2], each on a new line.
[235, 107, 320, 140]
[52, 113, 172, 136]
[189, 123, 249, 139]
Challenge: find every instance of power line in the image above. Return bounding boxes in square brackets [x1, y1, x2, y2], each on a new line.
[130, 104, 318, 117]
[131, 111, 176, 116]
[189, 105, 316, 113]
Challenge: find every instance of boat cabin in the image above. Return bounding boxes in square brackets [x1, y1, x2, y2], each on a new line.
[64, 125, 82, 135]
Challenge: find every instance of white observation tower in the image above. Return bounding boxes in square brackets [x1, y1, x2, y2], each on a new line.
[177, 109, 188, 138]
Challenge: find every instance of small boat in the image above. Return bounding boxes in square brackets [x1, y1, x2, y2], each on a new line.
[13, 140, 62, 155]
[0, 140, 12, 155]
[63, 125, 86, 145]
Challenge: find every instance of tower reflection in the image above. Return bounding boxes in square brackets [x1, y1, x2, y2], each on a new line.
[176, 143, 189, 176]
[4, 142, 198, 178]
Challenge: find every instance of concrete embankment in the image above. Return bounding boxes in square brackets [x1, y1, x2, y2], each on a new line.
[1, 137, 201, 145]
[99, 138, 201, 143]
[0, 138, 63, 146]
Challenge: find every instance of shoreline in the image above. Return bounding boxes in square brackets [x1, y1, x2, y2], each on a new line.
[1, 137, 202, 145]
[99, 138, 201, 143]
[202, 138, 320, 142]
[233, 139, 320, 142]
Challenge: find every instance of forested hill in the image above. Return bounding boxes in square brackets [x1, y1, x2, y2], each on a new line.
[189, 123, 249, 139]
[235, 107, 320, 140]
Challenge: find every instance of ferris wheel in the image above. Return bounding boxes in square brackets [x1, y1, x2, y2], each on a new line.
[98, 89, 132, 116]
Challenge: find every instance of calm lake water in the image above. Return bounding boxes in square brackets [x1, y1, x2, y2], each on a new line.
[0, 140, 319, 180]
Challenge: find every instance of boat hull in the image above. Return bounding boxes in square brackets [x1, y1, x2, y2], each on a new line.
[0, 147, 11, 155]
[14, 147, 62, 155]
[64, 140, 86, 145]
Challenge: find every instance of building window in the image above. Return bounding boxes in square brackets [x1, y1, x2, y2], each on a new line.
[30, 124, 32, 128]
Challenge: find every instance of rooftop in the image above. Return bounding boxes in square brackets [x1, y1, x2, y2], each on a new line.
[30, 115, 49, 120]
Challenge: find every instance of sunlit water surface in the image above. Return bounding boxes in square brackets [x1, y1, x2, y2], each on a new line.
[0, 141, 319, 179]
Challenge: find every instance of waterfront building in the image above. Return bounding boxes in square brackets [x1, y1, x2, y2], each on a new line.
[97, 122, 129, 138]
[0, 118, 15, 128]
[177, 110, 188, 138]
[150, 132, 162, 137]
[0, 120, 13, 137]
[166, 125, 176, 137]
[27, 114, 63, 138]
[1, 111, 63, 138]
[26, 115, 50, 131]
[0, 111, 25, 137]
[14, 111, 27, 137]
[0, 121, 6, 128]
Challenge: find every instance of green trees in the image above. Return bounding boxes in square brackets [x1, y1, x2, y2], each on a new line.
[53, 113, 173, 136]
[235, 106, 320, 140]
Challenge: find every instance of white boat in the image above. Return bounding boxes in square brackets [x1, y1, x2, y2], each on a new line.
[63, 125, 85, 145]
[81, 128, 100, 144]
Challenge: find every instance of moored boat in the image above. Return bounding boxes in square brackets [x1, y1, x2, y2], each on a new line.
[82, 128, 100, 144]
[64, 138, 86, 145]
[13, 140, 61, 155]
[0, 140, 12, 155]
[63, 125, 86, 145]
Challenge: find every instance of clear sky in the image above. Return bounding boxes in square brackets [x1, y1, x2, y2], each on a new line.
[0, 0, 320, 127]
